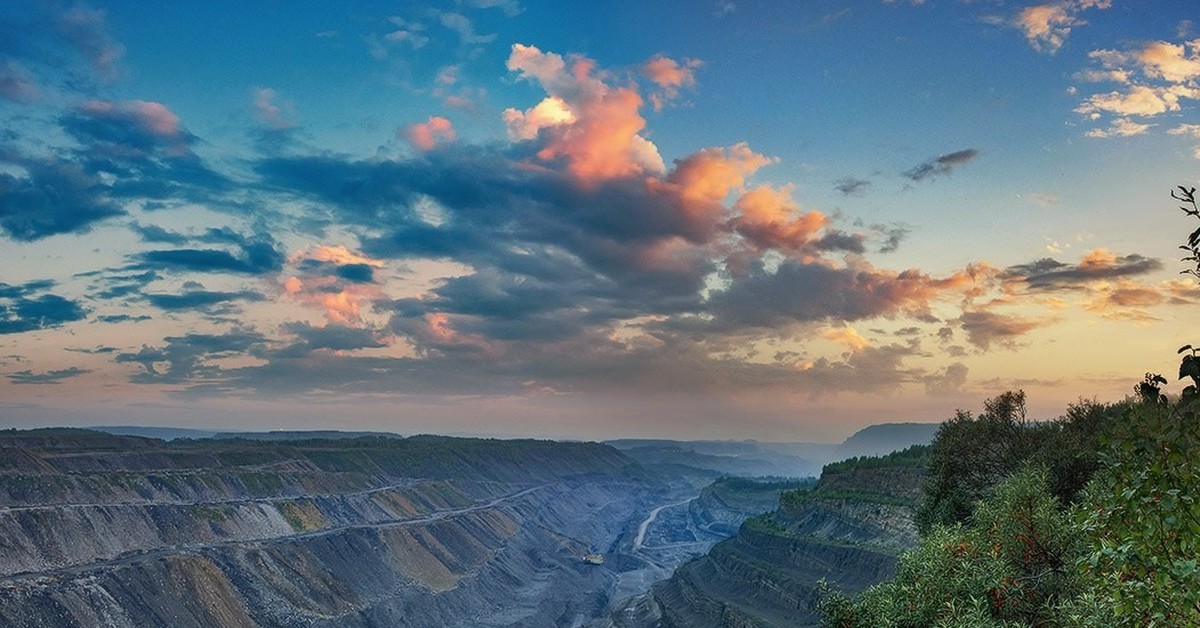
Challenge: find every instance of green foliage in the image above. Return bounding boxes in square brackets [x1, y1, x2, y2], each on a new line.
[819, 467, 1082, 628]
[1173, 185, 1200, 281]
[916, 393, 1118, 533]
[819, 183, 1200, 627]
[822, 444, 932, 476]
[1074, 398, 1200, 626]
[917, 391, 1037, 531]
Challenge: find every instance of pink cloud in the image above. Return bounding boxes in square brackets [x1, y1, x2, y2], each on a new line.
[731, 184, 831, 253]
[253, 87, 296, 130]
[641, 54, 701, 110]
[81, 99, 181, 137]
[283, 245, 386, 324]
[504, 43, 665, 185]
[404, 116, 457, 152]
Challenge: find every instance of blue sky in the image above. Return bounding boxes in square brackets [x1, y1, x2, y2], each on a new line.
[1, 0, 1198, 441]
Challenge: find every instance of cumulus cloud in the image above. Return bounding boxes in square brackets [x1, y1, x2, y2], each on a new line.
[1077, 84, 1199, 118]
[731, 184, 839, 254]
[959, 311, 1041, 350]
[1014, 0, 1111, 54]
[0, 155, 123, 241]
[1076, 38, 1200, 139]
[283, 245, 386, 324]
[404, 116, 457, 152]
[0, 39, 1042, 402]
[924, 362, 968, 396]
[1169, 123, 1200, 138]
[504, 43, 665, 183]
[1085, 117, 1152, 138]
[903, 149, 979, 181]
[467, 0, 523, 17]
[641, 54, 701, 110]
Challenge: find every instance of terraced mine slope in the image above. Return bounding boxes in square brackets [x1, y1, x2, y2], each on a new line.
[603, 446, 929, 628]
[0, 429, 688, 627]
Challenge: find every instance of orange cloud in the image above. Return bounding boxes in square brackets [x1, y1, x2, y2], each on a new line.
[282, 245, 386, 324]
[641, 54, 701, 110]
[824, 325, 870, 352]
[1137, 40, 1200, 83]
[732, 184, 830, 253]
[504, 43, 664, 184]
[662, 142, 773, 204]
[292, 245, 384, 268]
[404, 116, 456, 152]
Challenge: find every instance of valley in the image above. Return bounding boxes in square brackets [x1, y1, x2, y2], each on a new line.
[0, 428, 842, 627]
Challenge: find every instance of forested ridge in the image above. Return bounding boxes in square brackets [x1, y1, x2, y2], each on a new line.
[817, 188, 1200, 626]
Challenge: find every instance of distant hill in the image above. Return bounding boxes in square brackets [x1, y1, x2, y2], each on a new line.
[90, 425, 225, 440]
[211, 430, 404, 441]
[836, 422, 940, 460]
[606, 439, 837, 479]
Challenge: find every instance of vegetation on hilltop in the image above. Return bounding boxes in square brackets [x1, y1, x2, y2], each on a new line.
[817, 186, 1200, 626]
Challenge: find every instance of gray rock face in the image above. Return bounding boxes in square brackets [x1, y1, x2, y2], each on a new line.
[0, 430, 684, 627]
[603, 463, 925, 628]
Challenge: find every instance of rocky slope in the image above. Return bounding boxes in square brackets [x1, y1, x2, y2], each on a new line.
[0, 429, 677, 627]
[603, 448, 927, 628]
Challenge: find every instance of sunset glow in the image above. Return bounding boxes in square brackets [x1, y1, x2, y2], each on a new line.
[1, 1, 1197, 441]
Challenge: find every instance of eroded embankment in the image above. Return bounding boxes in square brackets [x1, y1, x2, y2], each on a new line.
[0, 430, 663, 627]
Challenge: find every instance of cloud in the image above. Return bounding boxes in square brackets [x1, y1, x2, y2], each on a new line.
[959, 311, 1041, 350]
[903, 149, 979, 181]
[0, 60, 38, 102]
[1085, 117, 1152, 138]
[1137, 39, 1200, 83]
[834, 177, 870, 196]
[132, 228, 284, 276]
[283, 245, 385, 324]
[65, 99, 192, 154]
[56, 99, 229, 203]
[731, 184, 840, 254]
[640, 54, 701, 110]
[253, 87, 297, 131]
[1076, 38, 1200, 138]
[115, 329, 267, 384]
[144, 288, 265, 313]
[467, 0, 523, 17]
[824, 325, 870, 352]
[1077, 84, 1199, 118]
[1014, 1, 1110, 54]
[7, 367, 91, 385]
[1022, 192, 1061, 208]
[504, 43, 665, 184]
[924, 362, 968, 396]
[1169, 123, 1200, 138]
[1003, 248, 1162, 290]
[55, 2, 125, 81]
[0, 155, 124, 241]
[0, 280, 88, 335]
[404, 116, 457, 152]
[439, 12, 496, 44]
[694, 260, 984, 332]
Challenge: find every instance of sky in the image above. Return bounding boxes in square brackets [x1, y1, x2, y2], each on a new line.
[1, 0, 1199, 442]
